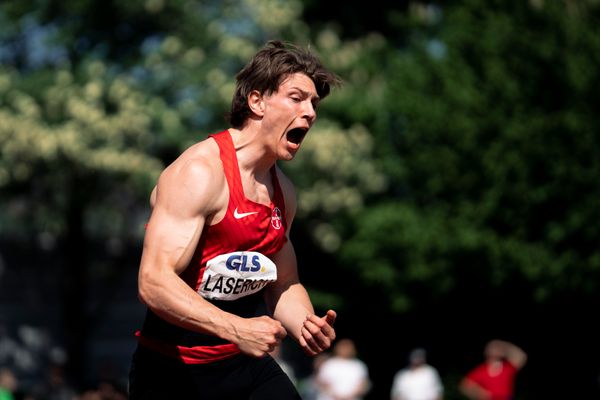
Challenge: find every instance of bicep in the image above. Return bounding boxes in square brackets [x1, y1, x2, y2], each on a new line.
[141, 203, 204, 276]
[140, 158, 223, 277]
[137, 189, 206, 307]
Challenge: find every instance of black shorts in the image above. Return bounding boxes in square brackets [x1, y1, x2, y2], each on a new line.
[128, 345, 301, 400]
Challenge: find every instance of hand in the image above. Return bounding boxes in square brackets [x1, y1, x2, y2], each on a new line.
[299, 309, 336, 356]
[231, 316, 287, 358]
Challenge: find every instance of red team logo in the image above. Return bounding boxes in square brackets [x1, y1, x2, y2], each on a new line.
[271, 207, 282, 230]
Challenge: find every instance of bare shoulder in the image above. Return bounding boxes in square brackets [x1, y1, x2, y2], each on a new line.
[154, 137, 226, 216]
[169, 137, 221, 174]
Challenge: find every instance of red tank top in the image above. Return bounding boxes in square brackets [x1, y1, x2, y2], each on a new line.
[136, 130, 288, 364]
[465, 361, 517, 400]
[180, 130, 288, 289]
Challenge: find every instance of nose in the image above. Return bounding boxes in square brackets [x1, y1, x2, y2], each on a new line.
[303, 100, 316, 123]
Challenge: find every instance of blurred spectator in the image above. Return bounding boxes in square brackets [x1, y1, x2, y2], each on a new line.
[79, 391, 101, 400]
[0, 368, 17, 400]
[30, 364, 76, 400]
[459, 339, 527, 400]
[316, 338, 370, 400]
[96, 380, 127, 400]
[80, 380, 127, 400]
[299, 353, 330, 400]
[390, 347, 443, 400]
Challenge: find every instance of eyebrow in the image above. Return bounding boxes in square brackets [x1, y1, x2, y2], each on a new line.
[292, 87, 320, 101]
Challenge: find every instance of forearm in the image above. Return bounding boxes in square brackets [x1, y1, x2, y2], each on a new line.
[269, 282, 314, 341]
[139, 266, 240, 342]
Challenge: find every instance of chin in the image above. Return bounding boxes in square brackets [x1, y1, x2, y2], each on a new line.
[278, 149, 297, 161]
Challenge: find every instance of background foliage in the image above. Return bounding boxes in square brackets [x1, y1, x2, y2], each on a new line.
[1, 0, 599, 398]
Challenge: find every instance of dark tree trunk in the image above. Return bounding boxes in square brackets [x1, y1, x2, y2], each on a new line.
[61, 175, 89, 385]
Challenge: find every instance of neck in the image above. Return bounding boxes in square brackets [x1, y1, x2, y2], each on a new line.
[228, 127, 275, 178]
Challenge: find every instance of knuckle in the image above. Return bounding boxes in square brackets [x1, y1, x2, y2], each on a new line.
[308, 325, 320, 335]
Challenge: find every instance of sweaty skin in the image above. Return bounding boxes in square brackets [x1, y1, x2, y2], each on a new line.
[138, 73, 336, 358]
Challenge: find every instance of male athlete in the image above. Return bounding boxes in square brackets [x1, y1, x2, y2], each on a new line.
[128, 40, 342, 399]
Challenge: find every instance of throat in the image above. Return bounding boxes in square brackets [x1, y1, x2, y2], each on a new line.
[240, 170, 274, 206]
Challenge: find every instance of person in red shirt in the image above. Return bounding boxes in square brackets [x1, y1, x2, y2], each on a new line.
[459, 339, 527, 400]
[128, 40, 342, 399]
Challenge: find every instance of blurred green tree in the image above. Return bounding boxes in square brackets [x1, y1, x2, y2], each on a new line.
[337, 0, 600, 316]
[311, 2, 600, 397]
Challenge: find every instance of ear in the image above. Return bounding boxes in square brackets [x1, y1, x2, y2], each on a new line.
[248, 90, 265, 117]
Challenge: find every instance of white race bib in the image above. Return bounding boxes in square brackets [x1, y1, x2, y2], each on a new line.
[198, 251, 277, 301]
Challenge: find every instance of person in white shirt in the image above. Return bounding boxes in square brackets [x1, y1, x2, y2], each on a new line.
[316, 338, 370, 400]
[390, 348, 444, 400]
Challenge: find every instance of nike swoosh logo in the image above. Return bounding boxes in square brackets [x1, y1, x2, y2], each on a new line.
[233, 208, 259, 219]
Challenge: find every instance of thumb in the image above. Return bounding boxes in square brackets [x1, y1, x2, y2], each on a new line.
[323, 309, 336, 326]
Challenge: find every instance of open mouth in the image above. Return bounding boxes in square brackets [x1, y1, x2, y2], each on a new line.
[286, 127, 308, 145]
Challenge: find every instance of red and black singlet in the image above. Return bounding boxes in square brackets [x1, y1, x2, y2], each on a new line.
[136, 130, 287, 364]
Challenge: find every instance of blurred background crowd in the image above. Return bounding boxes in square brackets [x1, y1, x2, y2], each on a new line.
[1, 0, 600, 398]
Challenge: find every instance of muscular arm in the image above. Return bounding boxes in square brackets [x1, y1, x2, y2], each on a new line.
[139, 156, 227, 332]
[264, 169, 336, 356]
[267, 240, 312, 328]
[138, 151, 286, 357]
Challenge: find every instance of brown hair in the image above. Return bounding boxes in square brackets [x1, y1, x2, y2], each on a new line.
[226, 40, 342, 128]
